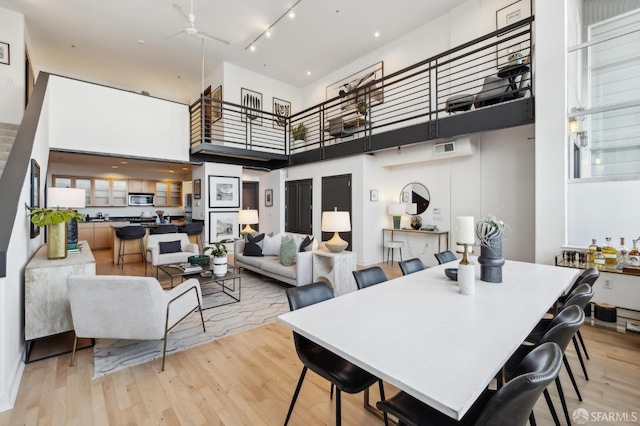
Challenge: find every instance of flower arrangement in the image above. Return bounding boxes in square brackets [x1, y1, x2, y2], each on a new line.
[475, 214, 509, 249]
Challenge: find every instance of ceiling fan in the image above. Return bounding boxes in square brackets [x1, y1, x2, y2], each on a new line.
[166, 0, 230, 45]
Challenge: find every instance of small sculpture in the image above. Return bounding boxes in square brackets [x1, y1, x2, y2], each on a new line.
[410, 215, 422, 230]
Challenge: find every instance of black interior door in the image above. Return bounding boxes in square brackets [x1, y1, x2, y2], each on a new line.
[285, 179, 312, 234]
[242, 181, 259, 233]
[321, 174, 352, 250]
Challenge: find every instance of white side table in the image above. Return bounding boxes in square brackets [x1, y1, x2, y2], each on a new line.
[313, 249, 357, 297]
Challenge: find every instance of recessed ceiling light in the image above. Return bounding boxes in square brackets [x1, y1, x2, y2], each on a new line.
[138, 40, 146, 45]
[374, 32, 380, 38]
[307, 71, 311, 76]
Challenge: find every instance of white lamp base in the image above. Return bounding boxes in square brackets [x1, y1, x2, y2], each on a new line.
[325, 232, 348, 252]
[458, 263, 475, 295]
[240, 224, 257, 235]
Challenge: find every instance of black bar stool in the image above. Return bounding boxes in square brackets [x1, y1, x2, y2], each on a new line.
[178, 222, 203, 252]
[116, 226, 147, 267]
[149, 224, 177, 234]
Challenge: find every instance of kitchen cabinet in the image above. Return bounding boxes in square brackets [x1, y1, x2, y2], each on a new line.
[78, 223, 93, 246]
[112, 179, 128, 206]
[79, 222, 128, 250]
[128, 179, 156, 194]
[93, 178, 110, 206]
[53, 175, 131, 207]
[154, 181, 182, 207]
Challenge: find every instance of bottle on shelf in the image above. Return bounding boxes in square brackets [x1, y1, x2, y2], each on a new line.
[602, 237, 617, 267]
[593, 247, 606, 270]
[587, 239, 598, 263]
[629, 239, 640, 267]
[617, 237, 629, 269]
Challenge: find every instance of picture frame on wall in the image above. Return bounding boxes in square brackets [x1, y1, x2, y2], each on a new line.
[193, 179, 201, 199]
[0, 42, 9, 66]
[211, 85, 222, 123]
[265, 189, 273, 207]
[241, 87, 262, 125]
[209, 211, 238, 243]
[273, 97, 291, 129]
[30, 159, 40, 238]
[209, 175, 240, 208]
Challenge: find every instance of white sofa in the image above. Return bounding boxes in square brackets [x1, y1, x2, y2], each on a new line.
[234, 233, 317, 286]
[145, 233, 199, 275]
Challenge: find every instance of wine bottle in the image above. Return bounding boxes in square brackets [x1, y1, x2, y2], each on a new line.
[602, 237, 617, 267]
[587, 239, 597, 263]
[593, 247, 606, 270]
[629, 239, 640, 267]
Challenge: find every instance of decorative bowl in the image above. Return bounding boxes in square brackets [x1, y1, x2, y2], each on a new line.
[188, 255, 211, 265]
[444, 268, 458, 281]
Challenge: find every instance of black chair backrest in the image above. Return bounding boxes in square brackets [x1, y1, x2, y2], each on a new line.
[539, 305, 585, 352]
[352, 267, 388, 290]
[179, 222, 203, 235]
[149, 224, 177, 234]
[565, 267, 599, 296]
[116, 225, 146, 239]
[563, 283, 594, 311]
[399, 258, 426, 276]
[476, 342, 562, 426]
[434, 251, 457, 265]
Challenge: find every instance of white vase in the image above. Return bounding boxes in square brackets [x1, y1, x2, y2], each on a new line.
[213, 254, 227, 276]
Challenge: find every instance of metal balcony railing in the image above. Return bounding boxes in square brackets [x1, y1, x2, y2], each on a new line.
[190, 17, 533, 158]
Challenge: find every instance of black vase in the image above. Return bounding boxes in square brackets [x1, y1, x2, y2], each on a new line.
[478, 240, 505, 283]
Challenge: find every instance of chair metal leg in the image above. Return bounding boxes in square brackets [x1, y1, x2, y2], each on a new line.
[330, 383, 334, 399]
[572, 335, 589, 381]
[543, 388, 561, 426]
[399, 248, 402, 262]
[555, 376, 571, 426]
[577, 329, 590, 360]
[70, 335, 78, 367]
[378, 380, 389, 426]
[284, 366, 307, 426]
[563, 354, 582, 402]
[336, 388, 341, 426]
[529, 411, 536, 426]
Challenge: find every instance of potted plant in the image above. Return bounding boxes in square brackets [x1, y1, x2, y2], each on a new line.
[356, 100, 368, 116]
[291, 123, 306, 142]
[475, 214, 509, 283]
[203, 239, 233, 276]
[26, 204, 83, 259]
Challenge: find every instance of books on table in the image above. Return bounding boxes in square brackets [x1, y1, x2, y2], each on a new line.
[179, 263, 203, 273]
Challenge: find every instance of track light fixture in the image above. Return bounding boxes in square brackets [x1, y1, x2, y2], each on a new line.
[245, 0, 303, 51]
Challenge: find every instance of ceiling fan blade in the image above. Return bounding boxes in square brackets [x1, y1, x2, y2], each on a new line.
[198, 31, 230, 46]
[165, 30, 186, 41]
[173, 4, 191, 24]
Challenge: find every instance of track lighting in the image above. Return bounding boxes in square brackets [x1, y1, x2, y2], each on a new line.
[245, 0, 302, 50]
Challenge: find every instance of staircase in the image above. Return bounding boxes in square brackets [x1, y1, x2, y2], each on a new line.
[0, 122, 19, 179]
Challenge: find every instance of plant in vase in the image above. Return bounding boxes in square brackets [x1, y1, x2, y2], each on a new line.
[356, 100, 368, 116]
[475, 214, 509, 283]
[26, 204, 83, 259]
[203, 239, 233, 276]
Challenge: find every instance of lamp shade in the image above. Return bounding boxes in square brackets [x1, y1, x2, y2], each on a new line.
[388, 203, 405, 215]
[408, 203, 417, 215]
[238, 209, 259, 225]
[47, 188, 86, 209]
[321, 209, 351, 232]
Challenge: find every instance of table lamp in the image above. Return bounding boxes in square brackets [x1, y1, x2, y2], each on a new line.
[47, 187, 86, 251]
[238, 208, 259, 235]
[388, 203, 405, 230]
[456, 216, 475, 295]
[322, 208, 351, 252]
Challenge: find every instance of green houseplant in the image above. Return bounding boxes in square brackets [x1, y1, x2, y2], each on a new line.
[291, 123, 306, 141]
[356, 100, 368, 116]
[203, 239, 233, 276]
[26, 204, 83, 259]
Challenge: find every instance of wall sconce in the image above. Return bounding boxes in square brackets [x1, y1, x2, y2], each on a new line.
[568, 117, 579, 133]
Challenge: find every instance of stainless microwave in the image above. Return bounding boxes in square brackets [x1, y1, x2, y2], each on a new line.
[128, 193, 154, 206]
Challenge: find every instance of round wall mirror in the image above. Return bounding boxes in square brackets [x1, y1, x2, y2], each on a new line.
[399, 183, 430, 214]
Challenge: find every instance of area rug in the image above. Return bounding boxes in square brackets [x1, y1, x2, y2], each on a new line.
[92, 272, 290, 378]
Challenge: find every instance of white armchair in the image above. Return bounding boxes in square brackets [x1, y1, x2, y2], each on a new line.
[67, 275, 205, 371]
[145, 233, 199, 276]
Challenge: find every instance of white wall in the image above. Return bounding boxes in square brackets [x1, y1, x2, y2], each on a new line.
[47, 76, 190, 162]
[0, 7, 26, 125]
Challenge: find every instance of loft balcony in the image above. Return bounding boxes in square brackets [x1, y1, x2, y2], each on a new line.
[190, 17, 534, 170]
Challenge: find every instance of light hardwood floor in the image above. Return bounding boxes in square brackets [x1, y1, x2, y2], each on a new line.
[2, 251, 639, 425]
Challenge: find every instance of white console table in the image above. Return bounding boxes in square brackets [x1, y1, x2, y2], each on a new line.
[313, 250, 357, 297]
[25, 241, 95, 357]
[382, 228, 450, 260]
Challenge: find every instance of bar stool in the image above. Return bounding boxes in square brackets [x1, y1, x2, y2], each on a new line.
[178, 222, 203, 252]
[383, 240, 404, 265]
[116, 226, 146, 267]
[149, 224, 177, 234]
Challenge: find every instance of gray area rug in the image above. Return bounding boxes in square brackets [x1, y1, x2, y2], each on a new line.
[93, 271, 290, 378]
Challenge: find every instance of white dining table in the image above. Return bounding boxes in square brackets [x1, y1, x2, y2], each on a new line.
[277, 258, 578, 420]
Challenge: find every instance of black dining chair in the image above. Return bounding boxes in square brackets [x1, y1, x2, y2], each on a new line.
[149, 224, 178, 234]
[178, 222, 203, 251]
[398, 258, 426, 276]
[284, 282, 388, 426]
[506, 304, 585, 426]
[352, 266, 388, 290]
[434, 251, 457, 265]
[376, 342, 562, 426]
[115, 225, 147, 267]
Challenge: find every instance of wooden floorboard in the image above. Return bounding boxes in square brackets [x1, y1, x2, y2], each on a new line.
[1, 251, 639, 425]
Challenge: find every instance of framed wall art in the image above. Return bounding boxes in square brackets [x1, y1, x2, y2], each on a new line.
[30, 159, 40, 238]
[241, 87, 262, 125]
[211, 85, 222, 123]
[209, 175, 240, 208]
[193, 179, 201, 199]
[209, 211, 238, 243]
[265, 189, 273, 207]
[273, 97, 291, 129]
[0, 42, 9, 66]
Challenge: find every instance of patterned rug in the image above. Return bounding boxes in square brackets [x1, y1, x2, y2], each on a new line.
[92, 271, 290, 378]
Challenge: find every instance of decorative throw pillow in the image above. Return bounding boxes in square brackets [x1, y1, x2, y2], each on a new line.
[244, 233, 265, 257]
[280, 235, 298, 266]
[299, 235, 315, 252]
[262, 233, 282, 256]
[159, 240, 181, 254]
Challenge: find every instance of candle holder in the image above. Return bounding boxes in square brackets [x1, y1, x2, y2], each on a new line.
[457, 242, 475, 295]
